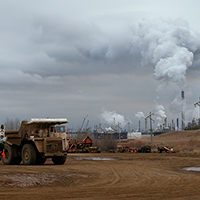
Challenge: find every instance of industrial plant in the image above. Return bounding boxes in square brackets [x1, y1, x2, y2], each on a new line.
[64, 91, 200, 151]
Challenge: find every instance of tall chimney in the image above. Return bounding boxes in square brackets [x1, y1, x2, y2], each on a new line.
[145, 118, 147, 133]
[172, 119, 174, 130]
[181, 91, 185, 130]
[177, 118, 179, 130]
[138, 120, 140, 132]
[164, 117, 167, 127]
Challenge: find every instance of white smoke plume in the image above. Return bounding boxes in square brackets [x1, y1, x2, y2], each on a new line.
[135, 111, 145, 119]
[100, 109, 127, 128]
[155, 103, 167, 126]
[105, 127, 114, 132]
[131, 18, 198, 85]
[131, 18, 200, 125]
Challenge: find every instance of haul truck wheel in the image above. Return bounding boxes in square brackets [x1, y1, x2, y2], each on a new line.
[52, 155, 66, 165]
[2, 144, 16, 165]
[21, 144, 37, 165]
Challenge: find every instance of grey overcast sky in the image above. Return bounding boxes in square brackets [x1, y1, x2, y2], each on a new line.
[1, 0, 200, 131]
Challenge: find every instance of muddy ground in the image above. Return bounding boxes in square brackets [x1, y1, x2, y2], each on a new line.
[1, 152, 200, 200]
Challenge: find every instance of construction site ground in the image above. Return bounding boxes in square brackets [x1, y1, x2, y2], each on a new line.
[1, 129, 200, 200]
[0, 152, 200, 200]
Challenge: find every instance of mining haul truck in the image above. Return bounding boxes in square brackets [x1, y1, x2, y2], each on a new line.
[2, 118, 69, 165]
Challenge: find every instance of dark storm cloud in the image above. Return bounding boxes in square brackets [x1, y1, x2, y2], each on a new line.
[27, 14, 200, 88]
[26, 14, 140, 77]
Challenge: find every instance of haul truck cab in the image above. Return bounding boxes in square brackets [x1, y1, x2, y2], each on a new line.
[2, 118, 69, 165]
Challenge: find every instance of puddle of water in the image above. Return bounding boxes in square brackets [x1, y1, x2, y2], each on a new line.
[184, 167, 200, 171]
[73, 157, 115, 161]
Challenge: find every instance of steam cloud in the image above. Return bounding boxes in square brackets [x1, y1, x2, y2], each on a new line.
[100, 109, 127, 128]
[30, 16, 200, 125]
[31, 16, 200, 83]
[135, 111, 145, 119]
[131, 18, 200, 123]
[155, 103, 167, 126]
[131, 18, 198, 85]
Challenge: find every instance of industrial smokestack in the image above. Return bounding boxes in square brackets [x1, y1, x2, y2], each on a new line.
[172, 119, 175, 130]
[177, 118, 179, 130]
[181, 91, 185, 130]
[181, 91, 184, 99]
[138, 120, 140, 132]
[164, 117, 167, 127]
[145, 118, 147, 133]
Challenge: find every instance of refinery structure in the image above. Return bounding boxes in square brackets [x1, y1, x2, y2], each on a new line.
[3, 91, 200, 146]
[65, 91, 200, 144]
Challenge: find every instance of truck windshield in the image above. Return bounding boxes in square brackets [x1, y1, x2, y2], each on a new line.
[55, 126, 65, 133]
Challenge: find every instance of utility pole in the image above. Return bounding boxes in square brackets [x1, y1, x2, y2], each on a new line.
[116, 122, 121, 144]
[146, 112, 154, 147]
[194, 97, 200, 122]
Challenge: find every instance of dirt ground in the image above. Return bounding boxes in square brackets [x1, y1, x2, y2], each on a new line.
[1, 152, 200, 200]
[1, 130, 200, 200]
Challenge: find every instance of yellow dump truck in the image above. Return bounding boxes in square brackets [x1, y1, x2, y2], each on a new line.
[2, 118, 69, 165]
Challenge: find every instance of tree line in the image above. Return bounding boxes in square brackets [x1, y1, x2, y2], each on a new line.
[4, 118, 21, 130]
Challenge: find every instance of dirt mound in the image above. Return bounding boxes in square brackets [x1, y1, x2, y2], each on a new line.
[154, 130, 200, 141]
[135, 129, 200, 155]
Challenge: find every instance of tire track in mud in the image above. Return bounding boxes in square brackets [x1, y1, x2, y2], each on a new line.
[108, 167, 121, 186]
[71, 161, 125, 188]
[73, 163, 119, 188]
[101, 159, 184, 190]
[125, 160, 200, 194]
[82, 160, 164, 189]
[91, 161, 152, 188]
[126, 163, 179, 189]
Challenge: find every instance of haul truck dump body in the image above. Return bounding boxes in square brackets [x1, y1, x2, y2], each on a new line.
[2, 118, 69, 165]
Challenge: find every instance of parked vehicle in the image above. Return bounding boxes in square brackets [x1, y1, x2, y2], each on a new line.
[2, 118, 69, 165]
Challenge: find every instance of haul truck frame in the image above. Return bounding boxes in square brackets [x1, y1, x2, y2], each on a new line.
[2, 118, 69, 165]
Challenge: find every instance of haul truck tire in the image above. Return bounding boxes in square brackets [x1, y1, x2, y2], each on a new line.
[21, 144, 37, 165]
[52, 155, 66, 165]
[2, 144, 16, 165]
